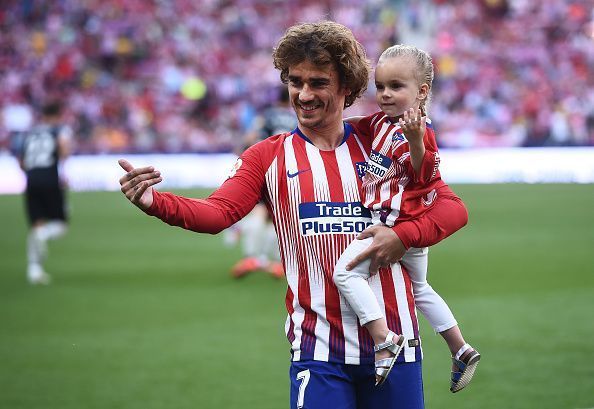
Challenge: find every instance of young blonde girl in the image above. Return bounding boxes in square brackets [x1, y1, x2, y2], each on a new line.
[334, 45, 480, 391]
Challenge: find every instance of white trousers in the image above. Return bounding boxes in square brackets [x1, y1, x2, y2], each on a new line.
[333, 237, 457, 332]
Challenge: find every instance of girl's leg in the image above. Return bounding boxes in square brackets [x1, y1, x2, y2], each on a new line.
[401, 247, 478, 381]
[334, 238, 404, 383]
[334, 237, 383, 326]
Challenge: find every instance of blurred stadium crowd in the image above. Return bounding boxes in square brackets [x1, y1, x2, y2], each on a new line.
[1, 0, 593, 154]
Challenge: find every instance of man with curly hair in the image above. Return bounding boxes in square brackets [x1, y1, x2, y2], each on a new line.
[119, 21, 462, 408]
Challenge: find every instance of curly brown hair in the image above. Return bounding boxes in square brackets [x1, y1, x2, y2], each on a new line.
[272, 21, 371, 108]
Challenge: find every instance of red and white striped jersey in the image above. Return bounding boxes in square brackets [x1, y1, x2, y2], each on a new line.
[355, 112, 445, 226]
[147, 123, 422, 365]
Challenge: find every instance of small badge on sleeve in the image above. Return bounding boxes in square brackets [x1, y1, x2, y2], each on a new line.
[227, 158, 243, 179]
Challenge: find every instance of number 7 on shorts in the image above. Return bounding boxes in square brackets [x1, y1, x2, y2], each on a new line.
[296, 369, 310, 409]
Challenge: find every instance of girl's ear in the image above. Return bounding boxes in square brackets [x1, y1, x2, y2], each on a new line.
[418, 83, 430, 101]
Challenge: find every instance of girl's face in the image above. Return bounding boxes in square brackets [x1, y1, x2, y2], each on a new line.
[374, 55, 428, 118]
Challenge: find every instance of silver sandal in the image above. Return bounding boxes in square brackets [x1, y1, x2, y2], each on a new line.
[450, 343, 481, 393]
[374, 331, 406, 386]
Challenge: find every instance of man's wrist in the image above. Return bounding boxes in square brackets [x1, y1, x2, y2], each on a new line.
[392, 221, 420, 249]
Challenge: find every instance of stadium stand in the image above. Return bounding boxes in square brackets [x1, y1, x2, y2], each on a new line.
[1, 0, 593, 154]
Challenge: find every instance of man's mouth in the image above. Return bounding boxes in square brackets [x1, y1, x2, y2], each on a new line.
[299, 103, 321, 112]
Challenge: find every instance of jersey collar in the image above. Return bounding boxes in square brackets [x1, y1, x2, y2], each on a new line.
[293, 122, 353, 149]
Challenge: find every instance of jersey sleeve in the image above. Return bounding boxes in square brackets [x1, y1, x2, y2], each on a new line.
[349, 112, 380, 143]
[145, 142, 271, 234]
[391, 186, 468, 248]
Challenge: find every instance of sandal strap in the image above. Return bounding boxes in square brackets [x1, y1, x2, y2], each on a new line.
[451, 357, 467, 371]
[373, 331, 404, 354]
[375, 358, 394, 369]
[454, 343, 472, 360]
[376, 369, 390, 380]
[451, 371, 463, 382]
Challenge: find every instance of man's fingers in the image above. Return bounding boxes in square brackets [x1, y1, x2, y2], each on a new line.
[131, 181, 149, 203]
[118, 159, 134, 172]
[345, 248, 372, 271]
[120, 171, 160, 193]
[368, 260, 380, 276]
[119, 166, 156, 185]
[357, 225, 378, 240]
[356, 230, 372, 240]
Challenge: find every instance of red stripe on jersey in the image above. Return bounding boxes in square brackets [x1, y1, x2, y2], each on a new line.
[379, 266, 403, 336]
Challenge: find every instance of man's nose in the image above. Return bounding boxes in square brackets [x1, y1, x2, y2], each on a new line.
[299, 84, 314, 102]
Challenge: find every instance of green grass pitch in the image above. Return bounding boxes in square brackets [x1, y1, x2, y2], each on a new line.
[1, 184, 593, 409]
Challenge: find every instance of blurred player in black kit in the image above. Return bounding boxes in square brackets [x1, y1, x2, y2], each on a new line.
[16, 101, 72, 285]
[227, 88, 297, 279]
[241, 87, 298, 150]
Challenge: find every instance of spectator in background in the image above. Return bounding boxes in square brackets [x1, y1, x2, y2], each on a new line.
[16, 101, 72, 285]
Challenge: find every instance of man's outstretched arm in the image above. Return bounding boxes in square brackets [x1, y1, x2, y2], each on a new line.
[118, 144, 269, 234]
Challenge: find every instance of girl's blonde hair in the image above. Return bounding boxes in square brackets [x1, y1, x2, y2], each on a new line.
[378, 45, 434, 114]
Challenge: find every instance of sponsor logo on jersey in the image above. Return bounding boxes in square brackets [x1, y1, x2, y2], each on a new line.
[227, 158, 242, 179]
[287, 168, 311, 178]
[298, 202, 372, 236]
[367, 150, 392, 178]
